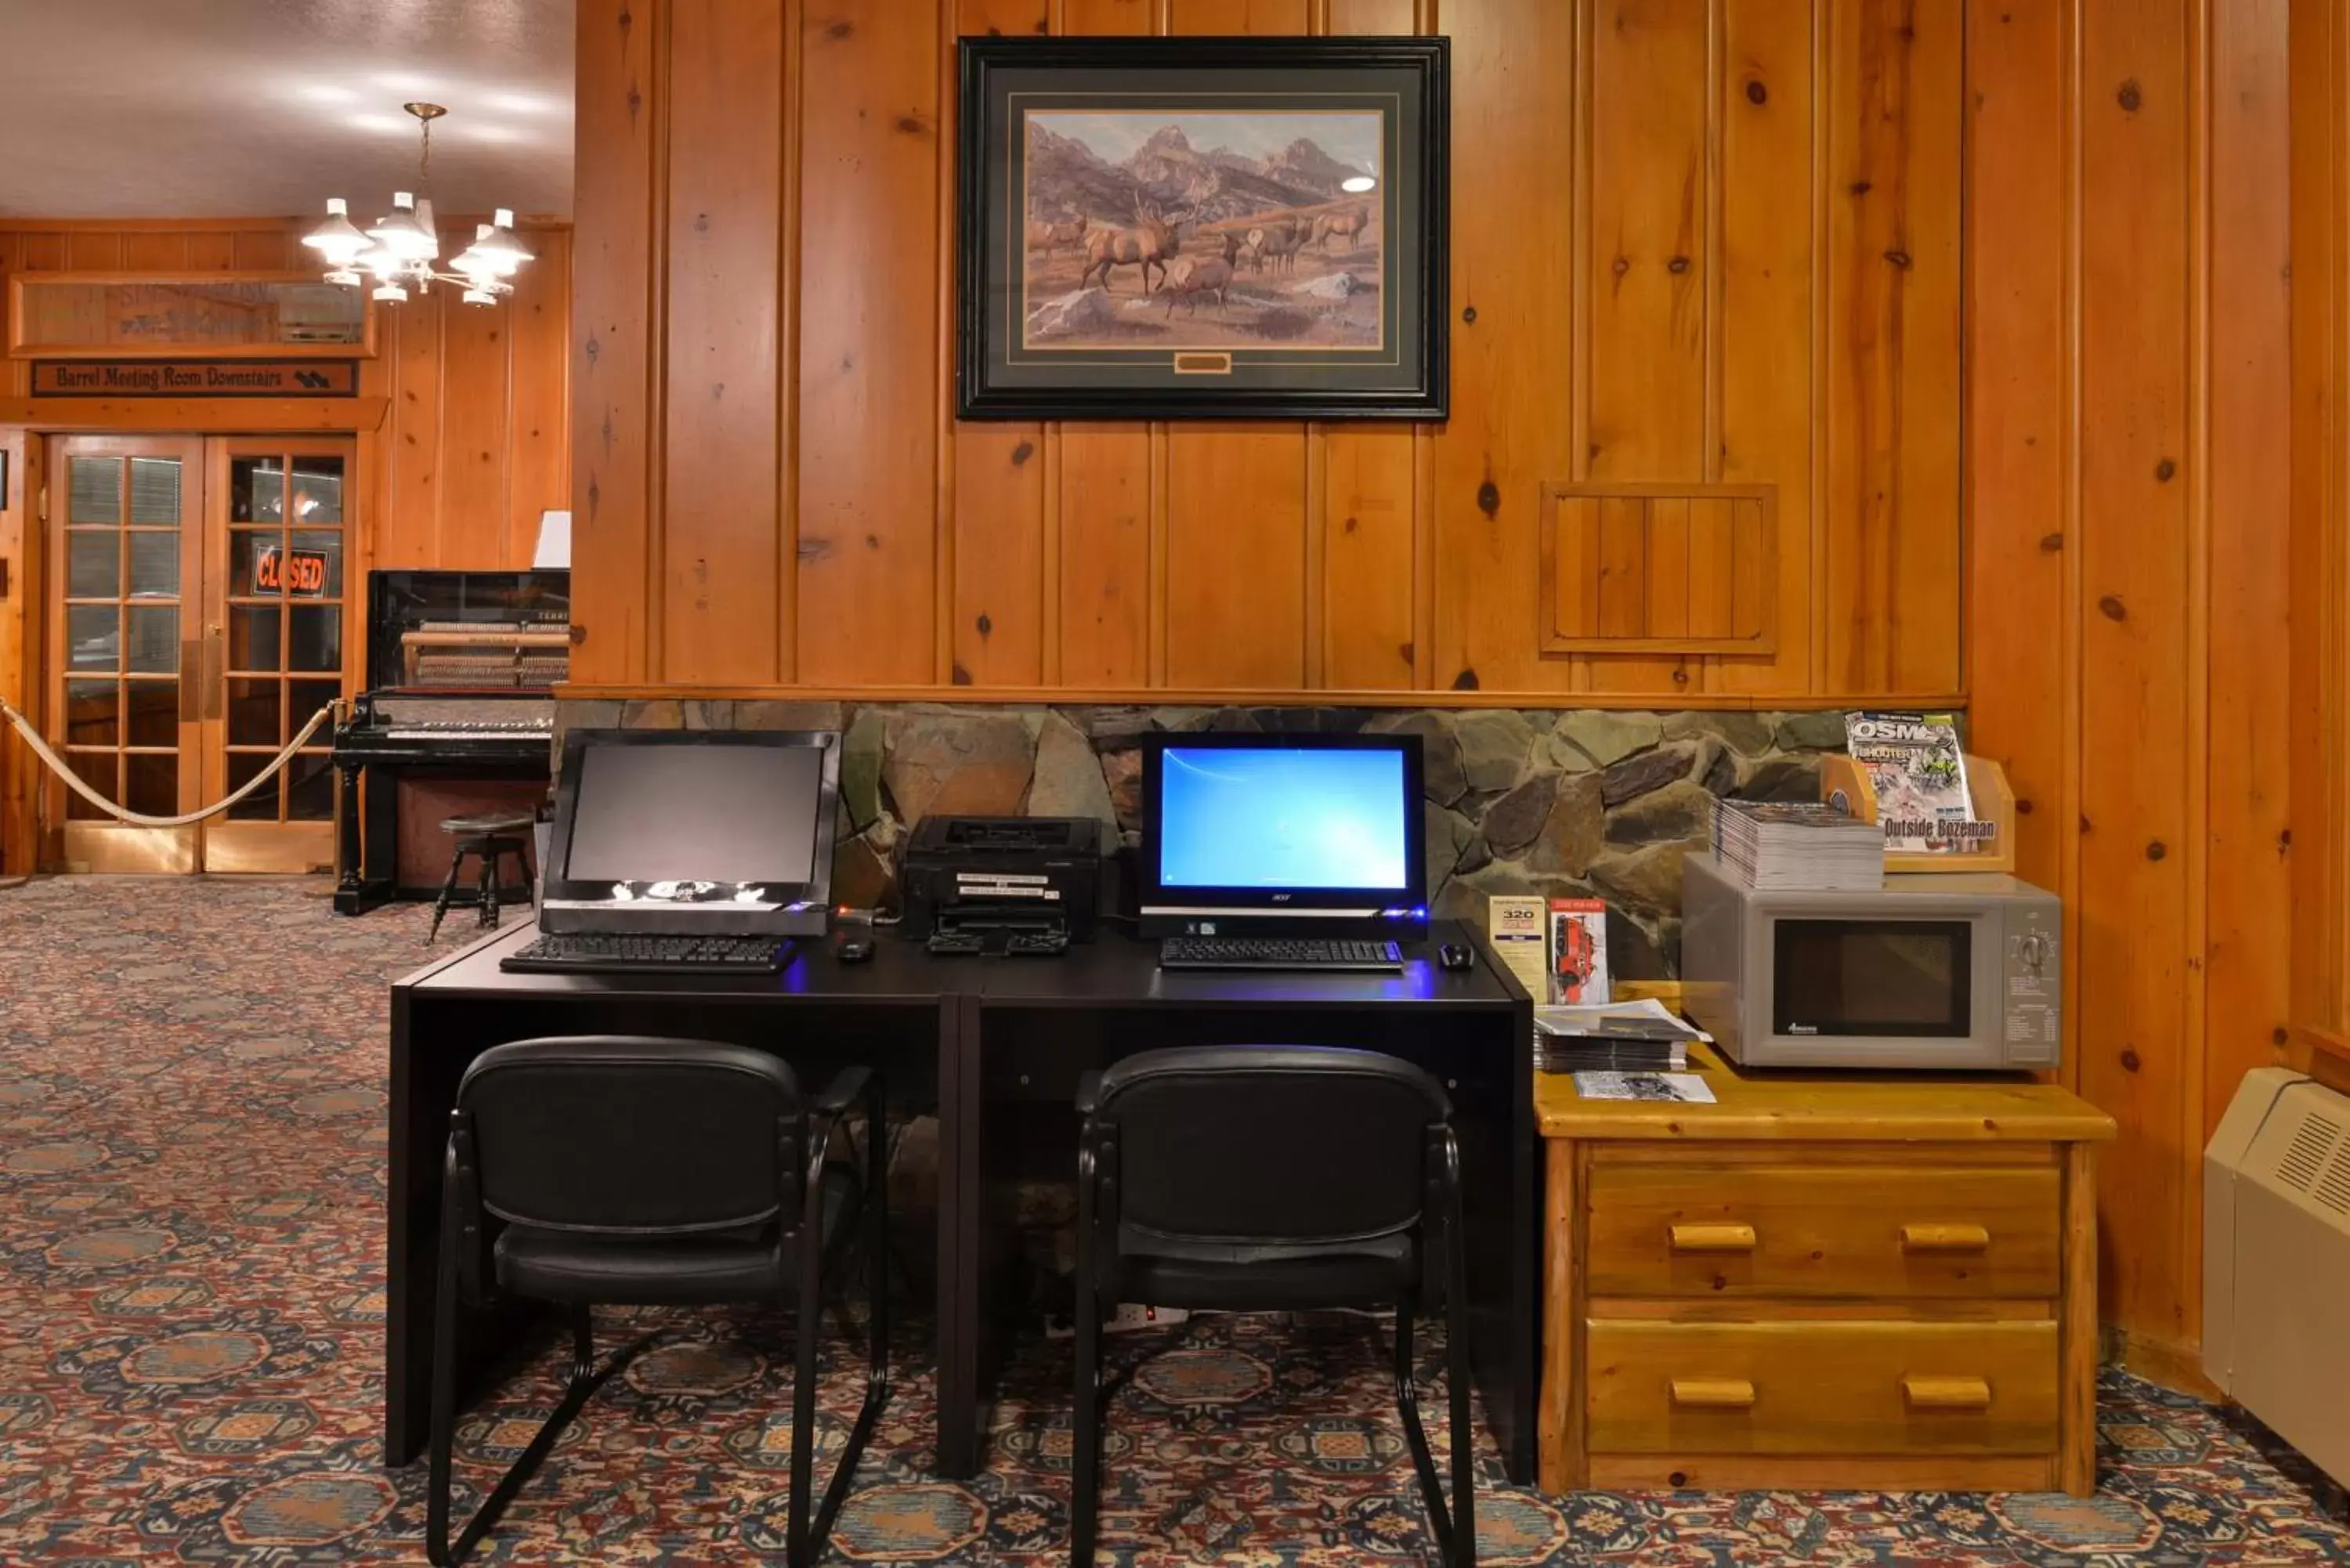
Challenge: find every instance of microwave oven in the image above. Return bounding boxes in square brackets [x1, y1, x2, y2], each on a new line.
[1681, 852, 2062, 1071]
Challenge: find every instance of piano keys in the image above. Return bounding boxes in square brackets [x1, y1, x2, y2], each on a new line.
[331, 570, 569, 916]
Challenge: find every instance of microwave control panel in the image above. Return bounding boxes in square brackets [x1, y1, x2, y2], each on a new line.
[2003, 905, 2063, 1067]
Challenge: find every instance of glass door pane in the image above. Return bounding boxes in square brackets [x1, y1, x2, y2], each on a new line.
[215, 446, 348, 830]
[56, 452, 184, 822]
[47, 438, 201, 873]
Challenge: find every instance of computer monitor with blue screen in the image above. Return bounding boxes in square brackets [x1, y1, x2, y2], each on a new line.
[1138, 732, 1426, 939]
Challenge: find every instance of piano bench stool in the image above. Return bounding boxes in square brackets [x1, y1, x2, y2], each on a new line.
[425, 813, 537, 945]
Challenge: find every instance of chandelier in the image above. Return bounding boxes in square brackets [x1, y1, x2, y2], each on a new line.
[301, 103, 532, 307]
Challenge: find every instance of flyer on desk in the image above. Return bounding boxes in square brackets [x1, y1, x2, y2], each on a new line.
[1547, 897, 1609, 1005]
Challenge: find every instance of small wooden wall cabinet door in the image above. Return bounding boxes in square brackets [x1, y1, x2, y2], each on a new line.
[1585, 1319, 2061, 1455]
[1583, 1162, 2063, 1299]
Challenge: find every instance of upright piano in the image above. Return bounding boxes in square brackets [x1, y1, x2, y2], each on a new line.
[332, 569, 569, 915]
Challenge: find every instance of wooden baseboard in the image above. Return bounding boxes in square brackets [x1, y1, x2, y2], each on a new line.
[2107, 1326, 2225, 1401]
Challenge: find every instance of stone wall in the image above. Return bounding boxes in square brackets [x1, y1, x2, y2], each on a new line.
[555, 699, 1851, 976]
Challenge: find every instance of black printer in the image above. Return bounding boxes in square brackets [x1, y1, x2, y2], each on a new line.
[898, 816, 1104, 955]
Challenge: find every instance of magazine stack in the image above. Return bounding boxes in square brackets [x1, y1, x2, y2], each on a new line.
[1535, 999, 1705, 1074]
[1711, 797, 1883, 891]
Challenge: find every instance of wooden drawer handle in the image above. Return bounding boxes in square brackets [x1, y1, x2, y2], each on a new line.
[1901, 1223, 1992, 1252]
[1904, 1375, 1993, 1410]
[1668, 1222, 1757, 1252]
[1671, 1377, 1757, 1410]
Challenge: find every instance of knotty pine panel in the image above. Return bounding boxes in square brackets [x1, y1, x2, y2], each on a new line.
[663, 0, 785, 684]
[949, 0, 1052, 688]
[2075, 0, 2195, 1351]
[1430, 0, 1578, 695]
[1157, 0, 1312, 690]
[1710, 0, 1815, 696]
[1822, 0, 1964, 696]
[569, 0, 663, 683]
[373, 229, 574, 576]
[2290, 0, 2350, 1070]
[1580, 0, 1710, 694]
[1963, 0, 2073, 908]
[2202, 0, 2295, 1140]
[1317, 0, 1422, 690]
[796, 1, 942, 685]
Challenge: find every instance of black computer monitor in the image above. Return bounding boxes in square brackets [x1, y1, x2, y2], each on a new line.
[540, 729, 840, 936]
[1137, 731, 1427, 939]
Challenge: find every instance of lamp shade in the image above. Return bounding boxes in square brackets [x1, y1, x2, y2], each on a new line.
[463, 208, 533, 274]
[367, 192, 439, 261]
[302, 197, 371, 263]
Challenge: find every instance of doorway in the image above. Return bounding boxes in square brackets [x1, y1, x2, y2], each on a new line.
[46, 433, 352, 874]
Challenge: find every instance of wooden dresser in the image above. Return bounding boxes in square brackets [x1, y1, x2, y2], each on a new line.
[1537, 1042, 2116, 1495]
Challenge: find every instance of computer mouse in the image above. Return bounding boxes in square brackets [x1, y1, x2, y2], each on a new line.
[1436, 941, 1473, 971]
[834, 934, 875, 963]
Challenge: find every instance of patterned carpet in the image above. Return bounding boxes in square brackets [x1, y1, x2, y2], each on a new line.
[5, 876, 2349, 1566]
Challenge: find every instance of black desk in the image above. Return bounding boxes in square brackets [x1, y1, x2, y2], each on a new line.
[385, 920, 1537, 1483]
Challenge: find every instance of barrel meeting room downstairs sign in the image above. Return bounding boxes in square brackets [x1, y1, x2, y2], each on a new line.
[29, 359, 360, 397]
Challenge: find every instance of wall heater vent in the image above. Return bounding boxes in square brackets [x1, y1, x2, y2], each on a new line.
[2206, 1069, 2350, 1494]
[2276, 1111, 2341, 1193]
[2316, 1147, 2350, 1217]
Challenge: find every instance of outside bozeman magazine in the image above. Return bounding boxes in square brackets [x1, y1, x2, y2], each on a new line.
[1843, 711, 1983, 854]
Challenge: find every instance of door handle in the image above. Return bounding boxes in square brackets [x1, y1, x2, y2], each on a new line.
[1670, 1378, 1756, 1410]
[1901, 1223, 1991, 1252]
[1904, 1375, 1992, 1410]
[1668, 1222, 1756, 1252]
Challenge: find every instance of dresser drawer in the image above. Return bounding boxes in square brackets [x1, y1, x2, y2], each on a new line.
[1586, 1319, 2059, 1455]
[1584, 1162, 2061, 1299]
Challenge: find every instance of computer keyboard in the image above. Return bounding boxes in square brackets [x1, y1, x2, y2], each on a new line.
[501, 933, 785, 975]
[1158, 936, 1406, 973]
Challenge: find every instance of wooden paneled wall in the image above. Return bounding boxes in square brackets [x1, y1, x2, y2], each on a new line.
[571, 0, 1981, 704]
[1966, 0, 2293, 1386]
[0, 219, 574, 573]
[2292, 0, 2350, 1098]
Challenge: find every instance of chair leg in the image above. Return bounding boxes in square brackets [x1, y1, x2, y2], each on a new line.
[788, 1231, 821, 1568]
[803, 1086, 892, 1562]
[1439, 1133, 1477, 1568]
[1394, 1286, 1457, 1566]
[425, 845, 467, 945]
[1071, 1140, 1103, 1568]
[430, 1298, 622, 1566]
[1444, 1281, 1477, 1568]
[426, 1175, 467, 1565]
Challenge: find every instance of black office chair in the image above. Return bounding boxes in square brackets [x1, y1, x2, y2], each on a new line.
[426, 1037, 888, 1568]
[1070, 1046, 1476, 1568]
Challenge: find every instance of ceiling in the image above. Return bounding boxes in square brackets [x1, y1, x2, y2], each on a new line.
[0, 0, 573, 220]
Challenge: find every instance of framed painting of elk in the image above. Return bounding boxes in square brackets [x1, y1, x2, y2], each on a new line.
[956, 35, 1448, 421]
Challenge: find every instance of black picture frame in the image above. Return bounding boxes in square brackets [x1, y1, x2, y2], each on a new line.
[956, 35, 1449, 421]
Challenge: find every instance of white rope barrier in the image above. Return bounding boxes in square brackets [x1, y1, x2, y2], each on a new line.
[0, 697, 338, 829]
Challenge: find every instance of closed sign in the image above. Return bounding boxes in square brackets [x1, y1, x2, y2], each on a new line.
[255, 544, 329, 596]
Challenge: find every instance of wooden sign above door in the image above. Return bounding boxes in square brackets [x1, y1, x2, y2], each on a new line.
[29, 359, 359, 398]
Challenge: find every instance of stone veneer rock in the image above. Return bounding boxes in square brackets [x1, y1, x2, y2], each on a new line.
[554, 700, 1850, 977]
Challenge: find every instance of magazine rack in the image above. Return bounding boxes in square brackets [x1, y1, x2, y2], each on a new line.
[1818, 753, 2017, 875]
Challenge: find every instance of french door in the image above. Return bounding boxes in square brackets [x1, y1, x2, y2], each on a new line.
[46, 434, 352, 873]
